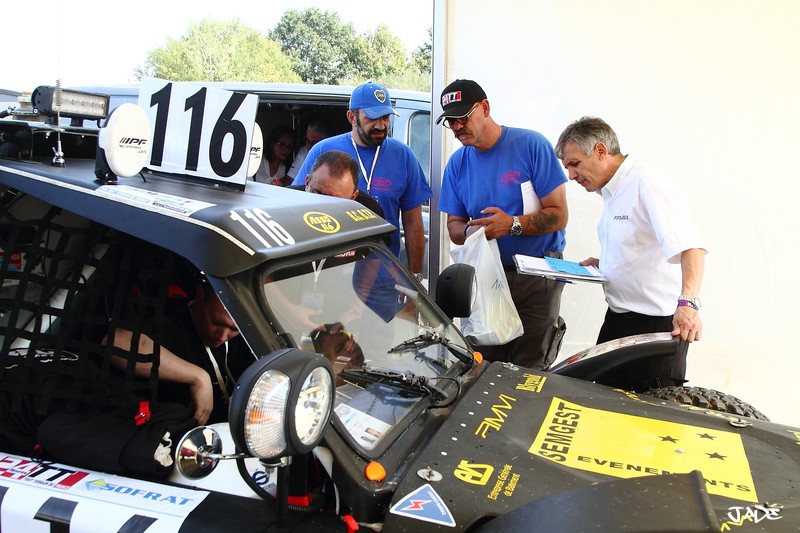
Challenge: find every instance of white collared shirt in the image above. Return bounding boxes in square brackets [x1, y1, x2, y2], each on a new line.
[598, 156, 707, 315]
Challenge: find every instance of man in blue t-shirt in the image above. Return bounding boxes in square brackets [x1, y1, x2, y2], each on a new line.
[291, 82, 432, 281]
[436, 79, 569, 370]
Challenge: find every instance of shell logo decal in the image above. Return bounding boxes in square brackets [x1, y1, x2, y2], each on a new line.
[304, 211, 340, 233]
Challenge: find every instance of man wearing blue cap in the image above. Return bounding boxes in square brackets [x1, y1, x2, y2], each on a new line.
[291, 82, 432, 280]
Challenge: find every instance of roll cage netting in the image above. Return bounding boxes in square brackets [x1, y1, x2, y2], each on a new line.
[0, 189, 199, 452]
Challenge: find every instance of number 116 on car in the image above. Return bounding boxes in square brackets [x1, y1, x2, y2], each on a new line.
[138, 77, 259, 186]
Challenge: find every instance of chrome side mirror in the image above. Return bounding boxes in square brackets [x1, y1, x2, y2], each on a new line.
[175, 426, 224, 479]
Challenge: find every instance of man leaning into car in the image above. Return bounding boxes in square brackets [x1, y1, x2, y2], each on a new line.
[107, 279, 251, 425]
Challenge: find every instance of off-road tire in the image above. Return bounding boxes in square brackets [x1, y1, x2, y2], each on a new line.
[644, 386, 770, 421]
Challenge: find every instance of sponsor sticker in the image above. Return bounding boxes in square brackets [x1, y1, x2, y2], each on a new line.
[515, 373, 546, 393]
[304, 211, 340, 233]
[390, 483, 456, 527]
[530, 397, 758, 502]
[98, 184, 214, 216]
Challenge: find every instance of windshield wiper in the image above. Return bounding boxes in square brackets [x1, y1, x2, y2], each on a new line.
[338, 367, 447, 402]
[389, 330, 475, 367]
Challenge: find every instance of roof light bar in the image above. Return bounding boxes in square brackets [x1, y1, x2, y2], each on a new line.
[31, 86, 109, 120]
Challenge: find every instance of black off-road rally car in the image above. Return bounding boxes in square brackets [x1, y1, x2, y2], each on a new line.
[0, 81, 798, 532]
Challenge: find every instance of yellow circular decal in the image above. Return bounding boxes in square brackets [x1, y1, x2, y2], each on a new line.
[304, 211, 340, 233]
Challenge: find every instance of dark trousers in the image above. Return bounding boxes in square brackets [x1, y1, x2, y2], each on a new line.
[595, 308, 686, 392]
[478, 270, 564, 370]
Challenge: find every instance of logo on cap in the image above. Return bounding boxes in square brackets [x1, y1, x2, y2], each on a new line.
[441, 91, 462, 107]
[374, 89, 387, 103]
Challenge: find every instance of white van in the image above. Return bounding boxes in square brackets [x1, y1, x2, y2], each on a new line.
[71, 82, 432, 182]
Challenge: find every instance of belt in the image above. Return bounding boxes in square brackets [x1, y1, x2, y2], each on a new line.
[612, 310, 672, 320]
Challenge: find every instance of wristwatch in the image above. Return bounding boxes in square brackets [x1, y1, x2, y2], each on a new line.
[509, 216, 523, 236]
[412, 272, 424, 283]
[678, 295, 702, 310]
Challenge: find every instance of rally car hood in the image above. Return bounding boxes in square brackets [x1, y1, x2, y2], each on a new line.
[384, 362, 800, 531]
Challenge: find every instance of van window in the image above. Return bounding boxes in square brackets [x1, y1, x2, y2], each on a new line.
[408, 112, 431, 183]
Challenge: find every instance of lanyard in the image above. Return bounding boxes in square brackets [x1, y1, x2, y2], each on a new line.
[205, 342, 235, 402]
[350, 136, 381, 192]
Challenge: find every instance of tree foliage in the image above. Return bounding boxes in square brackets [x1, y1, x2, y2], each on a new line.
[136, 11, 433, 91]
[135, 18, 299, 83]
[412, 28, 433, 75]
[350, 25, 409, 81]
[270, 8, 358, 85]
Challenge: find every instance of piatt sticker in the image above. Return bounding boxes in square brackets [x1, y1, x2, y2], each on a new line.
[390, 483, 456, 527]
[303, 211, 340, 234]
[0, 455, 89, 490]
[530, 397, 757, 502]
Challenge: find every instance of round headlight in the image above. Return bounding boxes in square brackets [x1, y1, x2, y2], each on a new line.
[230, 348, 335, 460]
[242, 370, 290, 457]
[294, 366, 334, 446]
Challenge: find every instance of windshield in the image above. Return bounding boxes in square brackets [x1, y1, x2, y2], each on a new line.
[262, 244, 470, 454]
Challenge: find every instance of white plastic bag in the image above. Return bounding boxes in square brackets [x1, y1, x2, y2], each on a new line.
[449, 227, 523, 345]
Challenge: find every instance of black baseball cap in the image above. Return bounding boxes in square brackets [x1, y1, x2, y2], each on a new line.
[436, 79, 487, 124]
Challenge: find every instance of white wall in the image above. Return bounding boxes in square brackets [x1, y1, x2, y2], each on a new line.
[434, 0, 800, 425]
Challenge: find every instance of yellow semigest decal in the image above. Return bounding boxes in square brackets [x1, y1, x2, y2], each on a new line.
[304, 211, 340, 233]
[529, 397, 757, 502]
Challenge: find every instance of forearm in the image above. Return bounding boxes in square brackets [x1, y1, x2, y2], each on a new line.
[679, 248, 705, 297]
[446, 216, 470, 245]
[109, 329, 206, 386]
[401, 208, 426, 273]
[519, 206, 567, 236]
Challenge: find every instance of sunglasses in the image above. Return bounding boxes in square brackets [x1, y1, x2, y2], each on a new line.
[442, 103, 481, 130]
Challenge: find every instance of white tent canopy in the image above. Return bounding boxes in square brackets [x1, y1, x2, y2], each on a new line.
[431, 0, 800, 425]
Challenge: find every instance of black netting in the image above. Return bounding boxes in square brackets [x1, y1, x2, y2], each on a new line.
[0, 189, 199, 430]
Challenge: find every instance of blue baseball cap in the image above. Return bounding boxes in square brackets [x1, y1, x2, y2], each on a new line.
[349, 82, 399, 119]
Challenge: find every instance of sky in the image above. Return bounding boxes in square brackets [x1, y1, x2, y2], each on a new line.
[3, 0, 434, 92]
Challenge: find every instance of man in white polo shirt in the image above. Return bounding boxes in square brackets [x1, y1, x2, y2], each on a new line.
[555, 116, 707, 392]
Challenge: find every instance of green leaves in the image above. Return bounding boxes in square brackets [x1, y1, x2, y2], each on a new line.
[136, 11, 432, 90]
[136, 18, 299, 83]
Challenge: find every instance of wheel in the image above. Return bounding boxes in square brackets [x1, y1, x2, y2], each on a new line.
[644, 386, 770, 421]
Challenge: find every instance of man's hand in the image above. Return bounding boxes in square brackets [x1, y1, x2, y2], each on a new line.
[470, 207, 513, 240]
[580, 257, 599, 268]
[672, 306, 703, 342]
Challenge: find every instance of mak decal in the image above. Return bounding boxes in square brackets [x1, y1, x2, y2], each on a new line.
[475, 394, 516, 439]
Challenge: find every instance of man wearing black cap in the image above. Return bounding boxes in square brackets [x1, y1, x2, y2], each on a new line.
[436, 79, 569, 370]
[291, 82, 432, 281]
